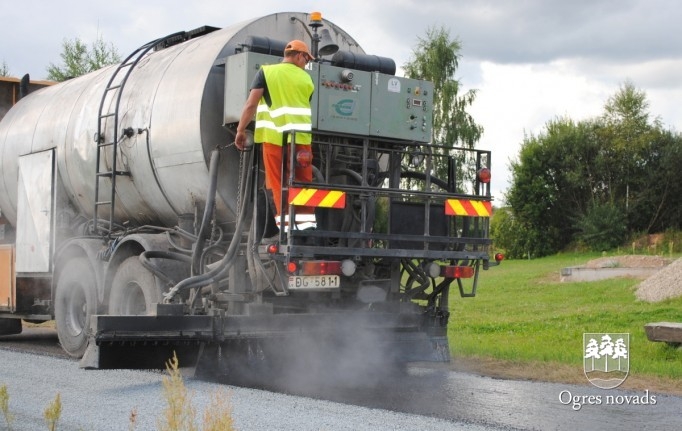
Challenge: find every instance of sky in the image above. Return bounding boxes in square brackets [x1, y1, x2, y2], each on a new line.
[2, 0, 681, 203]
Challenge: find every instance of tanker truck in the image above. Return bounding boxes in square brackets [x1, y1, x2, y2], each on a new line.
[0, 11, 501, 376]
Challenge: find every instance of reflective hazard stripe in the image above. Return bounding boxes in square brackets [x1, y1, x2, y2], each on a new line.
[288, 188, 346, 208]
[253, 120, 313, 133]
[257, 105, 312, 118]
[275, 214, 317, 230]
[445, 199, 492, 217]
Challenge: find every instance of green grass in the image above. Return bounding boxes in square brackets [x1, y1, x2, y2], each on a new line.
[449, 252, 682, 379]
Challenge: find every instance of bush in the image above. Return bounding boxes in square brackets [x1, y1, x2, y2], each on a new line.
[577, 202, 627, 251]
[491, 207, 560, 259]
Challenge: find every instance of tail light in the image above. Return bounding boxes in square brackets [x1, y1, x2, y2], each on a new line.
[441, 265, 475, 279]
[494, 253, 505, 262]
[300, 260, 342, 275]
[287, 261, 299, 274]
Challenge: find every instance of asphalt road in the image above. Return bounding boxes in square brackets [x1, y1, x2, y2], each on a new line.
[1, 327, 681, 430]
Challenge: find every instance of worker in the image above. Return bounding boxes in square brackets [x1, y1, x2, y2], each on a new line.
[234, 39, 315, 240]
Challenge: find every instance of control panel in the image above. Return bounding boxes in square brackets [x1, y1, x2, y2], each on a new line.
[368, 73, 433, 142]
[316, 63, 371, 136]
[224, 52, 433, 143]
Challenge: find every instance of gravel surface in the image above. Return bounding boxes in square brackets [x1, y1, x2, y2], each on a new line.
[585, 255, 671, 269]
[635, 257, 682, 302]
[582, 254, 682, 303]
[0, 349, 499, 431]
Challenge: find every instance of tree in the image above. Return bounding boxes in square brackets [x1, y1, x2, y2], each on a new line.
[602, 80, 655, 134]
[598, 81, 655, 210]
[623, 125, 682, 232]
[46, 35, 120, 81]
[505, 117, 599, 256]
[403, 26, 483, 189]
[596, 81, 680, 233]
[503, 81, 682, 257]
[0, 61, 9, 77]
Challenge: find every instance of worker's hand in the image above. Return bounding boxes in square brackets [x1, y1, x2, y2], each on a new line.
[234, 130, 246, 151]
[234, 130, 253, 151]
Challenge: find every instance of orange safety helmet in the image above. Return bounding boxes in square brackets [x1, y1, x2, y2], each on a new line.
[284, 40, 315, 61]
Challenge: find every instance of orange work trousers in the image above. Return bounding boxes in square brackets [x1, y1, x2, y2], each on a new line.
[262, 142, 313, 216]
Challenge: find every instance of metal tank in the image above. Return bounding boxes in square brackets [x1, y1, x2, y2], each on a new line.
[0, 12, 363, 229]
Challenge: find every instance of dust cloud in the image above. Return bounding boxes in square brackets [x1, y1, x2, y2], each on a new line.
[201, 315, 409, 396]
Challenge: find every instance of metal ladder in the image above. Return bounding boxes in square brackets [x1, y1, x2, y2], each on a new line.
[93, 31, 187, 236]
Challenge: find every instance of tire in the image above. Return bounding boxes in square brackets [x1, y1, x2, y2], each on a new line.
[0, 318, 22, 336]
[55, 257, 97, 358]
[108, 256, 163, 315]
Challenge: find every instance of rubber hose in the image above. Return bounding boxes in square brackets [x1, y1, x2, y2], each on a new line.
[165, 147, 254, 300]
[191, 149, 221, 276]
[139, 250, 192, 287]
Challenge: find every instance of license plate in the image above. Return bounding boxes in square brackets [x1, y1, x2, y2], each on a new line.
[288, 275, 340, 290]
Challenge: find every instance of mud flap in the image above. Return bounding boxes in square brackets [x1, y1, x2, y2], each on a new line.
[79, 312, 212, 370]
[80, 338, 202, 370]
[0, 318, 22, 336]
[394, 334, 451, 362]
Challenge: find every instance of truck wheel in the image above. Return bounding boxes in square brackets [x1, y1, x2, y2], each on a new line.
[55, 257, 97, 358]
[109, 256, 163, 315]
[0, 318, 22, 335]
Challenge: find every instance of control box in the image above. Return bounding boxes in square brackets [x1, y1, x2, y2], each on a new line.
[224, 52, 433, 143]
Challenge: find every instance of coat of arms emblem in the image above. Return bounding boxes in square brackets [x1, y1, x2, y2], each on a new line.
[583, 333, 629, 389]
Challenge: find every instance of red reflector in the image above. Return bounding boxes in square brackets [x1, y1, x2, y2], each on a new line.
[296, 149, 312, 167]
[441, 265, 474, 278]
[478, 167, 491, 184]
[267, 244, 278, 254]
[495, 253, 505, 262]
[287, 261, 298, 274]
[301, 260, 342, 276]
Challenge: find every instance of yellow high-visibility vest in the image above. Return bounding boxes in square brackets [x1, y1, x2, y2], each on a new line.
[254, 63, 314, 145]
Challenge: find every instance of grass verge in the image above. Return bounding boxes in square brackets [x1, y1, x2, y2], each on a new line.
[449, 252, 682, 395]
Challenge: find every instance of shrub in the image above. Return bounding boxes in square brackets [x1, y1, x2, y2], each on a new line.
[157, 352, 235, 431]
[202, 391, 234, 431]
[157, 353, 197, 431]
[577, 202, 627, 251]
[1, 384, 14, 430]
[43, 393, 61, 431]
